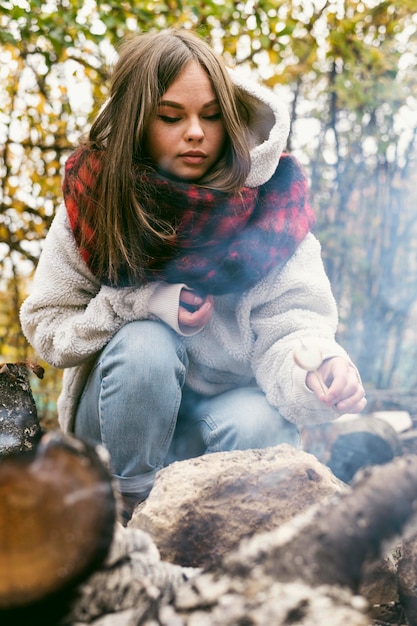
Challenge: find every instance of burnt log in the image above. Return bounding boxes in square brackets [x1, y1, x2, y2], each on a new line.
[0, 361, 44, 454]
[0, 431, 117, 625]
[222, 455, 417, 593]
[301, 415, 402, 483]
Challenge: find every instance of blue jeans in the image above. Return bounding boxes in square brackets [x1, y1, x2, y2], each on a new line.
[74, 320, 299, 500]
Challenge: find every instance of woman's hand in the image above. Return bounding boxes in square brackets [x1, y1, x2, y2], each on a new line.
[178, 288, 214, 334]
[306, 356, 367, 414]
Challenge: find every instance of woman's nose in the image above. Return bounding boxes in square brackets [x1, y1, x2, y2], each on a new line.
[184, 117, 204, 141]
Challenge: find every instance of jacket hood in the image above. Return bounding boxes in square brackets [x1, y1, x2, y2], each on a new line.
[229, 71, 290, 188]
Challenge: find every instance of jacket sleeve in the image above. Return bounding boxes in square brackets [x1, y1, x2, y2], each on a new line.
[250, 233, 354, 425]
[19, 204, 179, 368]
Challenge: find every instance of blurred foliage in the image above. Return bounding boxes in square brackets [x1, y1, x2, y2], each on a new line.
[0, 0, 417, 423]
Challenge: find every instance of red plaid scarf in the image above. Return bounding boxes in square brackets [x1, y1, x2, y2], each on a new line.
[63, 148, 315, 294]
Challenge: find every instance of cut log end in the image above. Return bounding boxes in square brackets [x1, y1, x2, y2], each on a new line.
[0, 431, 116, 609]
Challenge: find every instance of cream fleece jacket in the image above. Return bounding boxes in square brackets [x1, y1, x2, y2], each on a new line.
[20, 73, 352, 432]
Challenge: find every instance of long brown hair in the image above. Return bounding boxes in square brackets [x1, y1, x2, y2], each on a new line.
[79, 29, 254, 285]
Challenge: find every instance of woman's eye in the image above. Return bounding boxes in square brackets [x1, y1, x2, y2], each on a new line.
[158, 115, 181, 123]
[204, 113, 221, 121]
[157, 112, 221, 123]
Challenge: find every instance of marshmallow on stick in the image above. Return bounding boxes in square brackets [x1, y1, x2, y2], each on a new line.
[293, 340, 327, 395]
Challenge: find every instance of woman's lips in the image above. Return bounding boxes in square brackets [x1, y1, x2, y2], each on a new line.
[180, 152, 207, 164]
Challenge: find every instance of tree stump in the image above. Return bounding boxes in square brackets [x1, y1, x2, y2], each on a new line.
[0, 361, 44, 454]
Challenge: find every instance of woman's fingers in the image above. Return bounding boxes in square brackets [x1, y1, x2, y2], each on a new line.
[307, 357, 366, 414]
[178, 292, 214, 332]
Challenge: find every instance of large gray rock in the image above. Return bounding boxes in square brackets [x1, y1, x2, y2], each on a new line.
[130, 444, 347, 568]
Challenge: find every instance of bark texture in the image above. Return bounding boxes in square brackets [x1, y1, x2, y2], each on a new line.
[0, 361, 43, 454]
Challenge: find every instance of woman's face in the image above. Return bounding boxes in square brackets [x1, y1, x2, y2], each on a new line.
[146, 61, 226, 181]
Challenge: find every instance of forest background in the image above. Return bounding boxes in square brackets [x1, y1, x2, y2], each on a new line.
[0, 0, 416, 423]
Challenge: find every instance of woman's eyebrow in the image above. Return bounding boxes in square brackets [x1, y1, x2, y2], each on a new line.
[158, 99, 219, 109]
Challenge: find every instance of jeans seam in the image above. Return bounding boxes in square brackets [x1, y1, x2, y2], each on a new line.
[195, 412, 222, 453]
[154, 360, 186, 468]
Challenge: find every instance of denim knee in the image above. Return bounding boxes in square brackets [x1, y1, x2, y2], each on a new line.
[75, 320, 188, 489]
[168, 386, 300, 464]
[103, 320, 187, 386]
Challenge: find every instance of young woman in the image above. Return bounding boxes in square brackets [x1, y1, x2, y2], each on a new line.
[20, 29, 366, 520]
